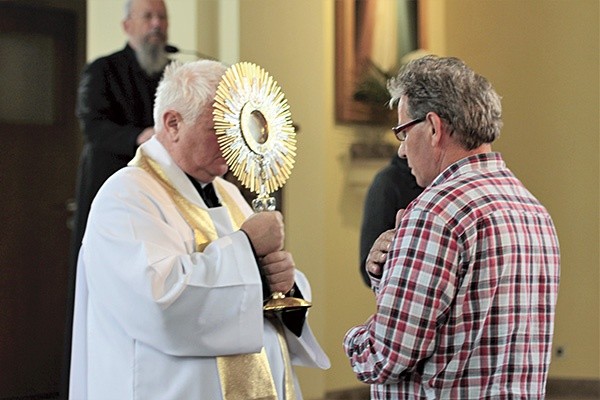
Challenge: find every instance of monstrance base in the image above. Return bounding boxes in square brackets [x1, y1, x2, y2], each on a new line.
[263, 292, 312, 312]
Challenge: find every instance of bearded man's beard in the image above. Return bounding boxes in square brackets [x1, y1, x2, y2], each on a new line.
[135, 31, 169, 76]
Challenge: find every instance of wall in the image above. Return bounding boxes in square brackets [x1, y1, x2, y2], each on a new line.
[87, 0, 599, 397]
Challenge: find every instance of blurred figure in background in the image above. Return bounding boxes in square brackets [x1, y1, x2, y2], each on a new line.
[358, 143, 422, 287]
[70, 0, 169, 269]
[359, 49, 428, 288]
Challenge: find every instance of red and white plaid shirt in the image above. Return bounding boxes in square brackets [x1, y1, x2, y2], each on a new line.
[344, 153, 560, 399]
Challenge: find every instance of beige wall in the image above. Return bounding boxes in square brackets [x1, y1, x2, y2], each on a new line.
[88, 0, 599, 397]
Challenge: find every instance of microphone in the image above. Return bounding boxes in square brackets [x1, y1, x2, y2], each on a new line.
[164, 44, 217, 61]
[164, 44, 179, 54]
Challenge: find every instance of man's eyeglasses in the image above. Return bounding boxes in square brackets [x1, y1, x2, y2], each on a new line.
[392, 118, 425, 142]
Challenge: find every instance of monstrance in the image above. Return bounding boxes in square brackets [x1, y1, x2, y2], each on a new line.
[213, 62, 311, 312]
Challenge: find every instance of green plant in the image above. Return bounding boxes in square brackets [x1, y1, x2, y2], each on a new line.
[353, 59, 394, 106]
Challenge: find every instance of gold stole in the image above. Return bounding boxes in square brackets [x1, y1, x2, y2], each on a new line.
[130, 148, 296, 400]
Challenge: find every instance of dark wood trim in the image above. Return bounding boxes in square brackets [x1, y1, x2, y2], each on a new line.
[546, 378, 600, 398]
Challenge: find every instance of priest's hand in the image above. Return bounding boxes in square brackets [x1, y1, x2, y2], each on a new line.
[240, 211, 285, 256]
[260, 251, 295, 294]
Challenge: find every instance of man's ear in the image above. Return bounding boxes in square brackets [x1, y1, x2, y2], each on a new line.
[163, 111, 181, 141]
[426, 112, 444, 147]
[122, 19, 130, 36]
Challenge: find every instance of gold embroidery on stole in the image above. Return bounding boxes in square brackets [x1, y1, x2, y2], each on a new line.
[130, 148, 296, 399]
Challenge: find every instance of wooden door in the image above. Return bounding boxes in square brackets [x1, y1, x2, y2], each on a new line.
[0, 2, 84, 398]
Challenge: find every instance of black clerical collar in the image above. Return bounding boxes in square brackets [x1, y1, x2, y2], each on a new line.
[186, 174, 220, 208]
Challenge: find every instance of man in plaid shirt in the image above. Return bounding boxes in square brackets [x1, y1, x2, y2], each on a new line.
[343, 56, 560, 399]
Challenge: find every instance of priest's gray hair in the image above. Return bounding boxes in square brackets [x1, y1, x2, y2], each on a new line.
[388, 55, 503, 150]
[153, 60, 227, 131]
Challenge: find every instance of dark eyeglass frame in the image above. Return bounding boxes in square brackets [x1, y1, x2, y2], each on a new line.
[391, 117, 425, 142]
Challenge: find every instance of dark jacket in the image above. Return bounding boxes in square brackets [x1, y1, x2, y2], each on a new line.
[71, 44, 164, 259]
[359, 156, 423, 286]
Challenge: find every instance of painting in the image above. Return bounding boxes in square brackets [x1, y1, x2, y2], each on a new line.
[335, 0, 421, 125]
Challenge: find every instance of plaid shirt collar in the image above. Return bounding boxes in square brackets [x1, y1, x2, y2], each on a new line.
[431, 152, 505, 187]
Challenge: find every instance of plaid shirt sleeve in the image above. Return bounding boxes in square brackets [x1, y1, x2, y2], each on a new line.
[344, 207, 459, 383]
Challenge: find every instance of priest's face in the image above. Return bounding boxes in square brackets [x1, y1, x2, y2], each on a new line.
[174, 107, 228, 183]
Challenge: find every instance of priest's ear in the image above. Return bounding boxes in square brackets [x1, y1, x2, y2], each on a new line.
[162, 110, 182, 141]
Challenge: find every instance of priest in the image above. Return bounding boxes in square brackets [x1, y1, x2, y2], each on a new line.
[69, 59, 330, 399]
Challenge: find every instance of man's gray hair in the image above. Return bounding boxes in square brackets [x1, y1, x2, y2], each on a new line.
[153, 60, 227, 131]
[123, 0, 133, 20]
[388, 55, 503, 150]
